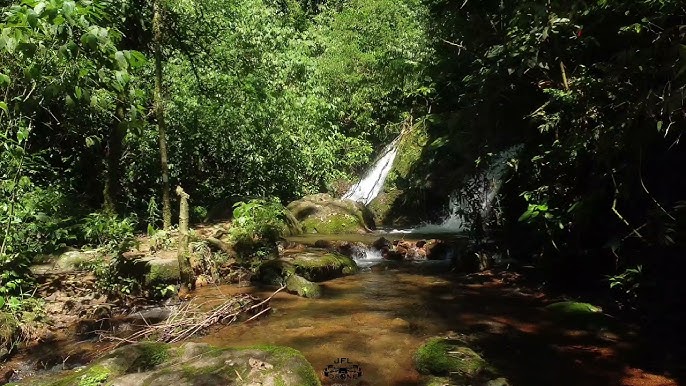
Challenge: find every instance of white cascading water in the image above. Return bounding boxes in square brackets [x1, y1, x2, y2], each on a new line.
[348, 244, 385, 268]
[397, 144, 524, 234]
[343, 134, 402, 205]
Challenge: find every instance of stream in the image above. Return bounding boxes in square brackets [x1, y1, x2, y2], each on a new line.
[1, 232, 679, 386]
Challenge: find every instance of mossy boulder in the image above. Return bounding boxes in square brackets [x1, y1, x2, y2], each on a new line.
[545, 301, 611, 329]
[259, 250, 358, 283]
[258, 250, 357, 298]
[285, 274, 322, 298]
[141, 257, 181, 286]
[10, 342, 321, 386]
[287, 194, 375, 234]
[414, 338, 498, 384]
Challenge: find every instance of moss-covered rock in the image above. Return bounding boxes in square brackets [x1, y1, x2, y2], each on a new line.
[545, 301, 611, 329]
[258, 250, 357, 298]
[259, 249, 357, 282]
[415, 337, 498, 384]
[545, 301, 602, 314]
[287, 194, 375, 234]
[12, 342, 321, 386]
[142, 258, 180, 286]
[285, 274, 322, 298]
[0, 312, 18, 356]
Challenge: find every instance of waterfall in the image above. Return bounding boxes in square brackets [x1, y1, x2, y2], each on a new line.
[397, 144, 524, 234]
[342, 134, 402, 205]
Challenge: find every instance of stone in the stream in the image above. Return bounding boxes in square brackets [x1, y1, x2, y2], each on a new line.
[414, 337, 501, 384]
[260, 251, 358, 283]
[141, 257, 180, 286]
[287, 193, 375, 234]
[258, 250, 356, 298]
[9, 342, 321, 386]
[544, 301, 612, 329]
[286, 274, 322, 298]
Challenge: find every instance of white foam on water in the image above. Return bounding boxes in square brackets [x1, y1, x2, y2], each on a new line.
[350, 245, 385, 268]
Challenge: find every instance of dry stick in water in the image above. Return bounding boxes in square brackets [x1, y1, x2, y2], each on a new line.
[100, 286, 285, 347]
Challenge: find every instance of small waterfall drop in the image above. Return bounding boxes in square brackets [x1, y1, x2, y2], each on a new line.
[349, 244, 385, 268]
[343, 134, 402, 206]
[397, 144, 524, 234]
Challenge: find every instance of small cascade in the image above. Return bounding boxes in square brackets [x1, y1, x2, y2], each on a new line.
[343, 134, 402, 205]
[348, 244, 385, 268]
[397, 144, 524, 234]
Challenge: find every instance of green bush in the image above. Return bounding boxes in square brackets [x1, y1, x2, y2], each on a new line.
[81, 212, 136, 252]
[231, 198, 288, 242]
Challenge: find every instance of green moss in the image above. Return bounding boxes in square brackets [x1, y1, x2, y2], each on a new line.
[48, 364, 111, 386]
[0, 312, 18, 348]
[301, 214, 359, 234]
[144, 259, 181, 285]
[414, 338, 487, 377]
[286, 274, 322, 298]
[545, 301, 611, 329]
[545, 301, 601, 314]
[288, 194, 373, 234]
[291, 252, 358, 281]
[386, 125, 429, 189]
[76, 365, 109, 386]
[131, 342, 170, 371]
[369, 126, 428, 224]
[244, 345, 321, 386]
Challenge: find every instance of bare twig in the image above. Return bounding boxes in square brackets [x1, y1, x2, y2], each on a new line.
[98, 286, 284, 347]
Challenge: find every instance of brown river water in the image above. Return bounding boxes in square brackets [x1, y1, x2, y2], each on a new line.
[1, 236, 680, 386]
[194, 264, 454, 385]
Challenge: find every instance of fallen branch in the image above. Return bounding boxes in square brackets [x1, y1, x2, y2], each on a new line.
[98, 286, 285, 347]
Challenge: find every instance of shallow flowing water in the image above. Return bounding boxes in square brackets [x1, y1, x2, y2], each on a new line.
[194, 262, 457, 385]
[2, 233, 680, 386]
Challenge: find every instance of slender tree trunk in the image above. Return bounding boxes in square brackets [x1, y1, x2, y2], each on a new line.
[153, 0, 172, 230]
[176, 186, 194, 290]
[103, 103, 126, 214]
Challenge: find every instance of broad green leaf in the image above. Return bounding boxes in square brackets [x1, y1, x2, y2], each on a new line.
[27, 10, 39, 28]
[115, 50, 127, 69]
[0, 102, 7, 115]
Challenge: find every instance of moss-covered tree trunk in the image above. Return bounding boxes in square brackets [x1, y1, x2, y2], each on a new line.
[153, 0, 172, 230]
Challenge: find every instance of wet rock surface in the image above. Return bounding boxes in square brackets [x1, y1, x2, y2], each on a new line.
[8, 342, 321, 386]
[287, 194, 375, 234]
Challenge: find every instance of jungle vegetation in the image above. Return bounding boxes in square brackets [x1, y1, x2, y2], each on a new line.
[1, 0, 685, 352]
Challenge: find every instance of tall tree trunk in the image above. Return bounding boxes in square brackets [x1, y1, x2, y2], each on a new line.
[103, 103, 126, 214]
[153, 0, 172, 230]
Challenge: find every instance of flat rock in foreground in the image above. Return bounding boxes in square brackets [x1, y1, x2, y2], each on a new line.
[9, 342, 321, 386]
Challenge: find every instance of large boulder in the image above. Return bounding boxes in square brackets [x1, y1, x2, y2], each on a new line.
[260, 250, 358, 282]
[414, 337, 503, 385]
[9, 342, 321, 386]
[287, 194, 375, 234]
[258, 250, 358, 298]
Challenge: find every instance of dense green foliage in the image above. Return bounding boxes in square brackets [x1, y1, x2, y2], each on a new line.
[0, 0, 430, 300]
[419, 0, 686, 303]
[1, 0, 685, 344]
